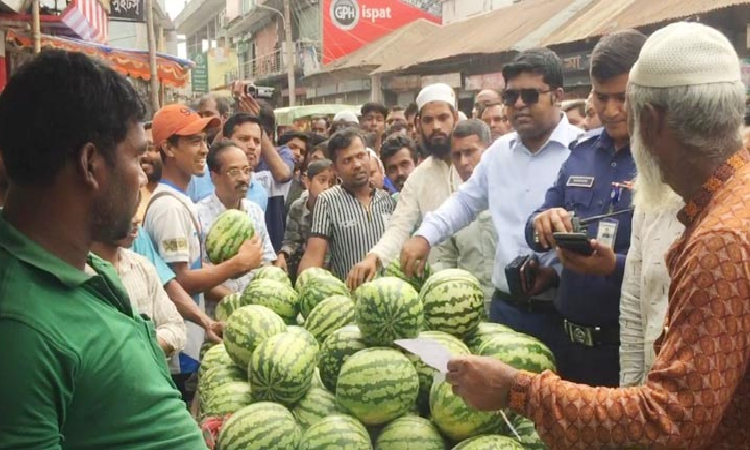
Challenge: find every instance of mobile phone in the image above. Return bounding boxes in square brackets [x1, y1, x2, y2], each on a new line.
[519, 254, 538, 292]
[553, 232, 594, 256]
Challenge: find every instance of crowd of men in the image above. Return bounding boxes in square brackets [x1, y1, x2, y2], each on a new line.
[2, 19, 750, 449]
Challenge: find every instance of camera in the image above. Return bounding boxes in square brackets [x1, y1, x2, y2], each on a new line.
[244, 83, 275, 100]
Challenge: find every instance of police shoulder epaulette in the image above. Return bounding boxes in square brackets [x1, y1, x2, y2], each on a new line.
[568, 128, 602, 150]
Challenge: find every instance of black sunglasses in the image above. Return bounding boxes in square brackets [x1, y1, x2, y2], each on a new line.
[502, 89, 553, 106]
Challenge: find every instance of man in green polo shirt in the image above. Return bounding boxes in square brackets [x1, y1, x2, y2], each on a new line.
[0, 51, 205, 448]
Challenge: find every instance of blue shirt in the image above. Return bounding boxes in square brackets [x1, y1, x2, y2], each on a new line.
[256, 145, 295, 174]
[186, 164, 269, 211]
[383, 177, 398, 194]
[131, 226, 176, 286]
[416, 116, 582, 295]
[525, 130, 636, 326]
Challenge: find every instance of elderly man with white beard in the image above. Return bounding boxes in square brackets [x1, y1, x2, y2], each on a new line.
[445, 22, 750, 448]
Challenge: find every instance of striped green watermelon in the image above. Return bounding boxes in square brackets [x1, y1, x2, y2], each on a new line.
[477, 333, 555, 374]
[292, 387, 339, 429]
[430, 380, 503, 442]
[215, 292, 243, 322]
[336, 347, 419, 426]
[298, 414, 372, 450]
[318, 326, 367, 392]
[199, 343, 233, 378]
[299, 276, 351, 318]
[295, 267, 336, 292]
[201, 381, 252, 417]
[419, 269, 484, 338]
[511, 416, 546, 450]
[241, 278, 299, 324]
[224, 305, 287, 369]
[354, 277, 423, 346]
[453, 435, 525, 449]
[205, 209, 255, 264]
[249, 330, 319, 407]
[465, 322, 520, 353]
[218, 402, 301, 450]
[198, 364, 247, 401]
[305, 295, 356, 343]
[253, 266, 292, 286]
[375, 415, 445, 450]
[382, 259, 433, 292]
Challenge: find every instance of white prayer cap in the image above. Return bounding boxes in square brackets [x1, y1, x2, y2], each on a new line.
[333, 111, 359, 123]
[630, 22, 740, 88]
[416, 83, 456, 111]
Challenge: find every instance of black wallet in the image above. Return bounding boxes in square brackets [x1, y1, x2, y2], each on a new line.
[505, 254, 538, 298]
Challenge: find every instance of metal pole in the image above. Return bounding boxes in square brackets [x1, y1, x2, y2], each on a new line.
[31, 0, 40, 53]
[146, 0, 160, 112]
[283, 0, 295, 106]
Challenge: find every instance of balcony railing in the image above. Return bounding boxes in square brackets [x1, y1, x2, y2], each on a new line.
[236, 41, 322, 81]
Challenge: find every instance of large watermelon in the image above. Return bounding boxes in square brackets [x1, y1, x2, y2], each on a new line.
[354, 277, 423, 346]
[477, 333, 555, 374]
[465, 322, 520, 352]
[215, 292, 243, 323]
[298, 414, 373, 450]
[253, 266, 292, 286]
[199, 343, 233, 377]
[198, 364, 247, 400]
[242, 278, 299, 324]
[318, 326, 368, 392]
[511, 415, 547, 450]
[218, 402, 301, 450]
[382, 259, 433, 292]
[336, 347, 419, 426]
[375, 415, 445, 450]
[305, 295, 356, 343]
[249, 330, 319, 407]
[453, 435, 525, 450]
[205, 209, 255, 264]
[299, 276, 351, 318]
[201, 381, 253, 417]
[223, 305, 287, 369]
[419, 269, 484, 338]
[292, 387, 339, 429]
[430, 380, 503, 442]
[295, 267, 336, 293]
[285, 325, 321, 355]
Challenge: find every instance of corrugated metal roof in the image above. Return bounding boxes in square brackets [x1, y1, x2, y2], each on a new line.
[543, 0, 750, 46]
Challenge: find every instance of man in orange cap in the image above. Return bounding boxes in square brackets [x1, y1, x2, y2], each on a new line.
[143, 104, 263, 402]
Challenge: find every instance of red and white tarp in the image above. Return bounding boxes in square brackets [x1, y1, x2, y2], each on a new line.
[61, 0, 108, 44]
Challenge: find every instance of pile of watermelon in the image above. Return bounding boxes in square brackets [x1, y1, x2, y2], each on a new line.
[199, 266, 552, 450]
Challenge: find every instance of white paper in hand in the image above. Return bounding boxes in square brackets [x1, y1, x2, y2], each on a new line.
[394, 338, 453, 375]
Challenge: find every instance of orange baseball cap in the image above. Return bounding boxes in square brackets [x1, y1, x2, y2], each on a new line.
[152, 104, 221, 148]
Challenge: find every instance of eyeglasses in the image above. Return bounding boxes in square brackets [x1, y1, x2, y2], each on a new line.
[502, 89, 553, 106]
[226, 167, 252, 178]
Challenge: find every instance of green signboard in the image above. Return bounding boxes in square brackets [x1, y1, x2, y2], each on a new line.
[191, 51, 209, 93]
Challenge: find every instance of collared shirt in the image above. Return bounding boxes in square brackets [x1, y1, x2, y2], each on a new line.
[254, 169, 292, 252]
[456, 211, 498, 305]
[0, 215, 204, 449]
[256, 145, 295, 174]
[417, 116, 581, 295]
[115, 248, 187, 355]
[311, 185, 396, 280]
[619, 203, 684, 387]
[196, 193, 277, 293]
[511, 150, 750, 449]
[131, 226, 176, 286]
[187, 164, 269, 211]
[525, 129, 636, 325]
[369, 155, 463, 267]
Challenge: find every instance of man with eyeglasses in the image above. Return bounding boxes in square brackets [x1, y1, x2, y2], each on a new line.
[400, 48, 582, 359]
[197, 141, 276, 294]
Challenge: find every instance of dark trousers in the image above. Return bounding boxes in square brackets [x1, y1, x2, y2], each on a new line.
[172, 373, 197, 406]
[552, 324, 620, 387]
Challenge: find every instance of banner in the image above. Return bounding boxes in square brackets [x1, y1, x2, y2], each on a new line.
[323, 0, 441, 64]
[191, 52, 209, 93]
[109, 0, 143, 22]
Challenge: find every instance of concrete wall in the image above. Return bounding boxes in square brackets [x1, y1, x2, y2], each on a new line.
[441, 0, 514, 24]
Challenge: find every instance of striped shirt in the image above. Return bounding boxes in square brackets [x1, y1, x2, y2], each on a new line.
[311, 186, 395, 280]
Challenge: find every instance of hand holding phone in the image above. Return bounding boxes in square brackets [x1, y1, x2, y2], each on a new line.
[552, 232, 594, 256]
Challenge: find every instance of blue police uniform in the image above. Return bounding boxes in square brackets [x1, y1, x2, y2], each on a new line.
[525, 129, 635, 387]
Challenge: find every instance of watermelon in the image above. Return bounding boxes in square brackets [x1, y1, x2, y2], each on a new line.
[382, 259, 433, 292]
[218, 402, 301, 450]
[305, 295, 356, 343]
[204, 209, 255, 264]
[375, 415, 445, 450]
[296, 267, 336, 292]
[215, 292, 243, 322]
[299, 276, 351, 318]
[336, 347, 419, 426]
[285, 325, 321, 352]
[477, 333, 555, 374]
[511, 416, 546, 450]
[318, 326, 368, 392]
[419, 269, 484, 338]
[453, 435, 525, 450]
[253, 266, 292, 286]
[223, 305, 287, 369]
[201, 381, 253, 416]
[199, 343, 233, 377]
[430, 380, 503, 442]
[465, 322, 520, 352]
[293, 387, 339, 429]
[198, 363, 247, 400]
[354, 277, 423, 346]
[249, 330, 319, 407]
[242, 278, 299, 324]
[298, 414, 372, 450]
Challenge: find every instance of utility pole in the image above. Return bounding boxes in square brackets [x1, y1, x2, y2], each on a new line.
[146, 0, 160, 112]
[283, 0, 296, 106]
[31, 0, 40, 53]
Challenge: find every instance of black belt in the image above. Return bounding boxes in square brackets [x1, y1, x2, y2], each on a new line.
[493, 289, 557, 314]
[563, 318, 619, 347]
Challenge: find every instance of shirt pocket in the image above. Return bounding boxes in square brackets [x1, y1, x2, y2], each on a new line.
[564, 187, 594, 210]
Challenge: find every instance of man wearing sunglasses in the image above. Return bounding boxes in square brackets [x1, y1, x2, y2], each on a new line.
[525, 30, 646, 388]
[399, 48, 581, 359]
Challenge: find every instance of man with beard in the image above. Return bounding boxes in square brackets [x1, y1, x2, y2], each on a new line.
[400, 49, 580, 358]
[380, 134, 418, 192]
[0, 50, 204, 448]
[447, 22, 750, 448]
[524, 30, 645, 387]
[197, 141, 276, 294]
[310, 116, 329, 137]
[137, 121, 162, 220]
[298, 128, 395, 280]
[346, 83, 462, 290]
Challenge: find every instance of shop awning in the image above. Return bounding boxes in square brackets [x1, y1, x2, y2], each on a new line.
[6, 30, 194, 88]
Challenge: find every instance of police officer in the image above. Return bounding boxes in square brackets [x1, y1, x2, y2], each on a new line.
[525, 30, 647, 387]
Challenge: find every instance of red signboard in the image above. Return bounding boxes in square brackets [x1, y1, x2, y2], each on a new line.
[323, 0, 441, 64]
